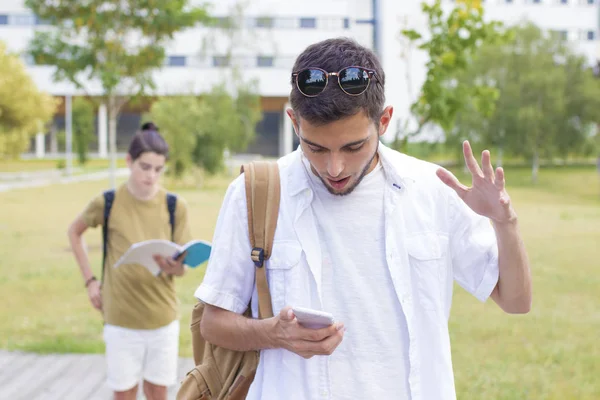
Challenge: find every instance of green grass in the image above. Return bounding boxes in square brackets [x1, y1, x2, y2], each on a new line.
[0, 165, 599, 399]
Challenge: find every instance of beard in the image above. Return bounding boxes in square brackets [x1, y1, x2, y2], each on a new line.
[317, 140, 379, 196]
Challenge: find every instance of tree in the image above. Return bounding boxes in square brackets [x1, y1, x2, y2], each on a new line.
[393, 0, 506, 151]
[145, 0, 263, 179]
[0, 41, 57, 158]
[72, 97, 96, 164]
[26, 0, 212, 187]
[454, 22, 600, 181]
[192, 82, 261, 174]
[554, 54, 600, 159]
[145, 96, 203, 178]
[146, 81, 261, 178]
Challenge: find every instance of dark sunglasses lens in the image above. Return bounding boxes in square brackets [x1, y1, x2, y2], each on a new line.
[339, 67, 370, 95]
[297, 69, 327, 96]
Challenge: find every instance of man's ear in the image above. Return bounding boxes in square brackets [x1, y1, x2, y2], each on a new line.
[286, 108, 300, 136]
[378, 106, 394, 137]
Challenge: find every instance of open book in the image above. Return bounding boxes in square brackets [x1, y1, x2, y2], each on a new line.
[114, 239, 212, 276]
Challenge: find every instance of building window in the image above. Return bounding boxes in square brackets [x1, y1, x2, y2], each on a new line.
[532, 0, 542, 3]
[214, 17, 233, 28]
[553, 30, 568, 40]
[343, 18, 350, 29]
[35, 16, 50, 25]
[588, 31, 596, 40]
[168, 56, 186, 67]
[213, 56, 230, 67]
[587, 0, 595, 4]
[256, 16, 274, 28]
[0, 15, 8, 25]
[11, 14, 36, 25]
[505, 0, 513, 3]
[257, 56, 274, 67]
[300, 18, 316, 29]
[560, 0, 568, 3]
[22, 54, 35, 66]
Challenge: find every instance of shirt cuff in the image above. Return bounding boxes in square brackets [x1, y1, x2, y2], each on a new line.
[473, 256, 499, 303]
[194, 284, 248, 314]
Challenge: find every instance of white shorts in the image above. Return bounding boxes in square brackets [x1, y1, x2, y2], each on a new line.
[103, 320, 180, 391]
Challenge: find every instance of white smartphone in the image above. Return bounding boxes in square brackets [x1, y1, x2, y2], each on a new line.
[292, 306, 335, 329]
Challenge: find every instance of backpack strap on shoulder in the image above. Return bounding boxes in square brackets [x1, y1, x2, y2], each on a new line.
[102, 189, 116, 284]
[166, 193, 177, 241]
[241, 161, 280, 319]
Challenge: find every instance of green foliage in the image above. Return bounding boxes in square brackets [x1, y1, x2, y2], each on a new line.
[453, 22, 600, 180]
[145, 96, 204, 178]
[397, 0, 507, 143]
[26, 0, 211, 98]
[72, 98, 95, 164]
[146, 81, 262, 177]
[0, 41, 57, 158]
[26, 0, 212, 185]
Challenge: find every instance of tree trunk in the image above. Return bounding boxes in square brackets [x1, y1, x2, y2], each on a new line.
[532, 149, 539, 184]
[108, 96, 118, 189]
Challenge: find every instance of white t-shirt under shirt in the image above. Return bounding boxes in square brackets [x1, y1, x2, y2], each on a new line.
[303, 156, 411, 400]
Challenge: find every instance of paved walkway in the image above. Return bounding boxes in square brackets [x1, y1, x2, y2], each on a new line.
[0, 169, 130, 193]
[0, 350, 194, 400]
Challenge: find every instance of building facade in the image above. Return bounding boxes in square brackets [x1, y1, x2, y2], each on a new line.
[0, 0, 598, 157]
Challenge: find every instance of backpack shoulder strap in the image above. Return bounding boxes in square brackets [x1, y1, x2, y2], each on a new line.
[240, 161, 280, 319]
[166, 193, 177, 241]
[102, 189, 116, 284]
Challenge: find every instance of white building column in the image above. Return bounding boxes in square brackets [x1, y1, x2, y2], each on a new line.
[98, 103, 108, 158]
[279, 102, 294, 157]
[35, 133, 45, 158]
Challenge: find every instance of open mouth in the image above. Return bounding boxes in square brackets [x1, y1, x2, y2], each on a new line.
[327, 177, 350, 190]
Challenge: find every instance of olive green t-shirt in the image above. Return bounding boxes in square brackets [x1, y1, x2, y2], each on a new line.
[82, 184, 192, 329]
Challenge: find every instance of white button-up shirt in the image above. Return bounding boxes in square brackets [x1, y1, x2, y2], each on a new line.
[196, 143, 499, 400]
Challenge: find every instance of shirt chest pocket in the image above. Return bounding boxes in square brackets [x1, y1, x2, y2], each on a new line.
[406, 233, 448, 311]
[266, 240, 304, 314]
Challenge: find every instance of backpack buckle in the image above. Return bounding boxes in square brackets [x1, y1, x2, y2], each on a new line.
[251, 247, 265, 267]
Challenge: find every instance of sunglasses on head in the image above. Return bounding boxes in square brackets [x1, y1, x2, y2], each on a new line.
[292, 66, 381, 97]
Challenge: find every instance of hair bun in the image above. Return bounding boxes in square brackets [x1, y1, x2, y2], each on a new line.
[141, 122, 159, 131]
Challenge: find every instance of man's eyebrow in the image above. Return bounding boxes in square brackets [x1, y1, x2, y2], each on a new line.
[300, 137, 326, 149]
[300, 136, 369, 150]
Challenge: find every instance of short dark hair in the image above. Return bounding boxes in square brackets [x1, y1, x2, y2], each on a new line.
[128, 122, 169, 161]
[290, 38, 386, 126]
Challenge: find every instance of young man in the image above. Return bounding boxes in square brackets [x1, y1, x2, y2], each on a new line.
[196, 38, 532, 399]
[68, 123, 192, 400]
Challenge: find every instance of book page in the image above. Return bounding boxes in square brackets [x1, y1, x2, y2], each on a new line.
[114, 239, 181, 276]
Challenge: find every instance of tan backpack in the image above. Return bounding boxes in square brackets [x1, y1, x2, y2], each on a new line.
[177, 161, 280, 400]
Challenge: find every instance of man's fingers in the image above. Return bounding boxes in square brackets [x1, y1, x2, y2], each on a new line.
[436, 168, 468, 198]
[481, 150, 494, 180]
[300, 323, 342, 342]
[463, 140, 483, 178]
[279, 306, 295, 321]
[296, 328, 344, 357]
[495, 167, 505, 190]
